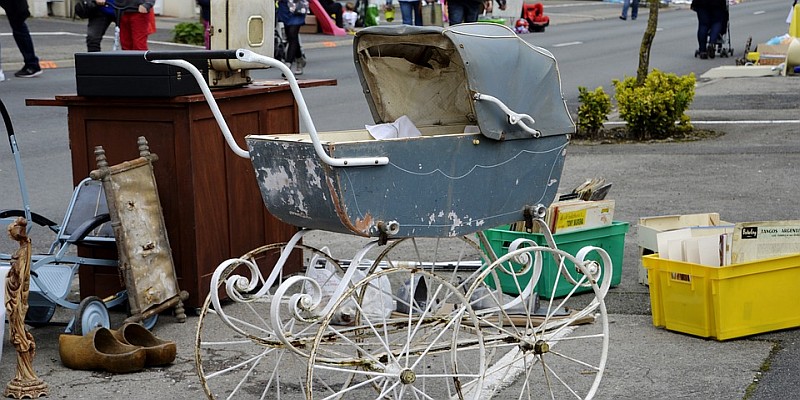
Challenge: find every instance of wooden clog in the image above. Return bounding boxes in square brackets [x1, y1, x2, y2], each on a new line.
[59, 328, 146, 373]
[111, 322, 177, 366]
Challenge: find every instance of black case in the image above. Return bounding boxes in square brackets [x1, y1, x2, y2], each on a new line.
[75, 51, 209, 97]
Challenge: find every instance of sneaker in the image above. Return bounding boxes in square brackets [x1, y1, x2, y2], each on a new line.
[619, 15, 626, 20]
[293, 64, 303, 76]
[699, 52, 708, 60]
[14, 66, 42, 78]
[707, 44, 715, 59]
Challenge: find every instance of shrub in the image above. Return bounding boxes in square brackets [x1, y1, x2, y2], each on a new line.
[576, 86, 612, 139]
[173, 22, 205, 46]
[613, 69, 695, 140]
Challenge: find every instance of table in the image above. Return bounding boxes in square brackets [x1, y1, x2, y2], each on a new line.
[27, 79, 336, 309]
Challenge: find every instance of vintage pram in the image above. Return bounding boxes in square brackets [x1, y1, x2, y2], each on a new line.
[148, 23, 613, 399]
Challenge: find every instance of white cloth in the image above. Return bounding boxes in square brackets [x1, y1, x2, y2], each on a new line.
[1, 265, 9, 363]
[366, 115, 422, 140]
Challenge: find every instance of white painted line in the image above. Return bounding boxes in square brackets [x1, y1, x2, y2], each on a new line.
[754, 11, 765, 15]
[605, 120, 800, 125]
[553, 41, 582, 48]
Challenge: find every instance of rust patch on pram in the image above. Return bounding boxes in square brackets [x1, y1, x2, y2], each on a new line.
[324, 174, 372, 237]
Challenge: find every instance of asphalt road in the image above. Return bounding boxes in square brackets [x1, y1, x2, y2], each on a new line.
[1, 1, 800, 398]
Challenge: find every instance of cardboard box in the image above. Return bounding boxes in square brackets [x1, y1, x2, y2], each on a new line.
[755, 43, 790, 65]
[300, 14, 318, 34]
[637, 213, 731, 285]
[548, 199, 614, 234]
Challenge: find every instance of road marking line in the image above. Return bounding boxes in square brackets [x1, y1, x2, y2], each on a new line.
[754, 11, 765, 15]
[605, 120, 800, 125]
[553, 41, 582, 47]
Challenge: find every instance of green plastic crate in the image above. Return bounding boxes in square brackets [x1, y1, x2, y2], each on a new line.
[481, 221, 629, 298]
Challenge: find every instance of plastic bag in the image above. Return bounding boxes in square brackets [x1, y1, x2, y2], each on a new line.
[304, 250, 394, 325]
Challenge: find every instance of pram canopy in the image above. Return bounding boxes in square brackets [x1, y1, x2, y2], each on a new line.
[353, 24, 574, 141]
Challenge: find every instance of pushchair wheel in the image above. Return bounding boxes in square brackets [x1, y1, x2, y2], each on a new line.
[141, 313, 159, 330]
[25, 304, 57, 327]
[74, 296, 110, 336]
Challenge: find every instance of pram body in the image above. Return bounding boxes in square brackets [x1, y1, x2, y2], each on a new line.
[247, 24, 574, 238]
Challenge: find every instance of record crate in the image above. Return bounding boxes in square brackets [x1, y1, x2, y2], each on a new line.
[481, 221, 628, 299]
[643, 253, 800, 340]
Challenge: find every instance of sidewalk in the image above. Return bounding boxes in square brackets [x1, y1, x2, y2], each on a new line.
[2, 3, 800, 399]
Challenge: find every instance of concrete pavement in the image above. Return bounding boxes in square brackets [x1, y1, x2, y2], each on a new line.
[2, 2, 800, 399]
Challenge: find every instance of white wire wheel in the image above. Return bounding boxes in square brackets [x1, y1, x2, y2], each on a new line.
[357, 236, 490, 296]
[195, 242, 344, 399]
[306, 267, 486, 400]
[463, 245, 611, 400]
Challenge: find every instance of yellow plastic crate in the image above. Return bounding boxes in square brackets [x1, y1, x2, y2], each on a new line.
[643, 253, 800, 341]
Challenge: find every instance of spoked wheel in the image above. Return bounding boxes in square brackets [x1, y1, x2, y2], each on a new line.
[358, 236, 490, 297]
[74, 296, 110, 336]
[464, 243, 612, 400]
[195, 242, 344, 399]
[306, 268, 485, 399]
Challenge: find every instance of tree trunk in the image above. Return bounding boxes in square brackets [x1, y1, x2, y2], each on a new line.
[636, 0, 660, 85]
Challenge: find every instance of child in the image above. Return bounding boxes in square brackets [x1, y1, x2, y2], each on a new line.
[343, 2, 358, 32]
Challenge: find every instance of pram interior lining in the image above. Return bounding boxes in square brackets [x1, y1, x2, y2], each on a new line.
[356, 34, 475, 129]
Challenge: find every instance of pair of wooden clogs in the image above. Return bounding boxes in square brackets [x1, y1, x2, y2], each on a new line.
[59, 323, 176, 373]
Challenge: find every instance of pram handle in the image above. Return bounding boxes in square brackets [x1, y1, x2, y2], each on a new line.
[148, 49, 389, 168]
[143, 50, 238, 61]
[473, 92, 542, 138]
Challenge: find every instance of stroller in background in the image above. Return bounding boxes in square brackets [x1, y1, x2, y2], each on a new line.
[274, 21, 306, 67]
[695, 2, 734, 58]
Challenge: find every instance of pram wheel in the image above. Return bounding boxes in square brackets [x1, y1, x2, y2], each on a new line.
[74, 296, 111, 336]
[25, 304, 57, 327]
[306, 268, 485, 399]
[141, 313, 159, 330]
[195, 242, 344, 399]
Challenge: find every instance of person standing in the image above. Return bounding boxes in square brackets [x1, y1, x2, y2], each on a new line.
[320, 0, 344, 28]
[86, 0, 118, 52]
[118, 0, 156, 50]
[399, 0, 422, 26]
[197, 0, 210, 49]
[0, 0, 42, 78]
[619, 0, 639, 21]
[447, 0, 505, 25]
[277, 0, 308, 75]
[691, 0, 727, 59]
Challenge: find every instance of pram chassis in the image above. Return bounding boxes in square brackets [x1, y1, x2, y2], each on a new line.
[147, 23, 612, 399]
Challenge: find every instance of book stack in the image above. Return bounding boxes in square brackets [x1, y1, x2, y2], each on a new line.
[509, 178, 614, 233]
[654, 220, 800, 267]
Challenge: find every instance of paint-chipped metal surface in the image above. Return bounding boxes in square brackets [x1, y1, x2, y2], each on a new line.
[102, 162, 179, 313]
[247, 132, 568, 238]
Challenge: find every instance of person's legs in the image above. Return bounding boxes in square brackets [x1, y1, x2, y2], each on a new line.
[284, 24, 301, 64]
[708, 7, 726, 47]
[120, 12, 151, 50]
[86, 13, 113, 52]
[324, 2, 344, 28]
[621, 0, 630, 19]
[412, 1, 423, 25]
[400, 1, 414, 25]
[448, 2, 465, 24]
[695, 8, 711, 57]
[461, 1, 480, 23]
[631, 0, 639, 20]
[8, 17, 39, 70]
